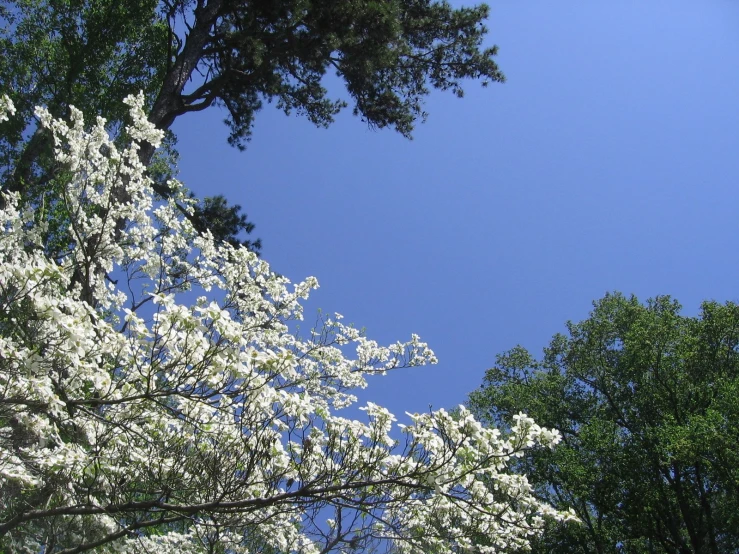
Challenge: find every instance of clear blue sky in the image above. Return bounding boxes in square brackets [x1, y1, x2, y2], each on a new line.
[172, 0, 739, 420]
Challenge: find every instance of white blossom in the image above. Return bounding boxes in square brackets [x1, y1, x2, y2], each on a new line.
[0, 96, 576, 553]
[0, 95, 15, 122]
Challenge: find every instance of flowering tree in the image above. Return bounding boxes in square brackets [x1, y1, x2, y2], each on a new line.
[0, 95, 574, 553]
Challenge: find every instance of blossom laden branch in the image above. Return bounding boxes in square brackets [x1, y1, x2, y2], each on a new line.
[0, 95, 575, 553]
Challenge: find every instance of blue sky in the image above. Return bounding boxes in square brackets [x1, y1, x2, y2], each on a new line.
[172, 0, 739, 420]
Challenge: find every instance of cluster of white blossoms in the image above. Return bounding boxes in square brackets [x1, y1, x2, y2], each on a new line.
[0, 95, 15, 122]
[0, 94, 576, 553]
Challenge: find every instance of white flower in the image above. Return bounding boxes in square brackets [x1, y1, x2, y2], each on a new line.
[0, 94, 15, 122]
[0, 97, 573, 554]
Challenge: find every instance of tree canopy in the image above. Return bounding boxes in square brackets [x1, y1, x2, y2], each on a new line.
[145, 0, 504, 147]
[1, 0, 505, 248]
[0, 94, 572, 553]
[468, 293, 739, 553]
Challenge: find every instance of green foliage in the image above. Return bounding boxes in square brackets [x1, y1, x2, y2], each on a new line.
[189, 194, 262, 251]
[187, 0, 505, 148]
[0, 0, 168, 180]
[468, 293, 739, 553]
[0, 0, 262, 249]
[1, 0, 504, 251]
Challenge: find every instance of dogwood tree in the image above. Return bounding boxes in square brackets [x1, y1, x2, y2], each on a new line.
[0, 95, 575, 553]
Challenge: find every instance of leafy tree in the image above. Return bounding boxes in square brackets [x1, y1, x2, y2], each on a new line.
[0, 95, 573, 553]
[0, 0, 168, 180]
[467, 293, 739, 554]
[143, 0, 504, 149]
[1, 0, 505, 249]
[0, 0, 261, 250]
